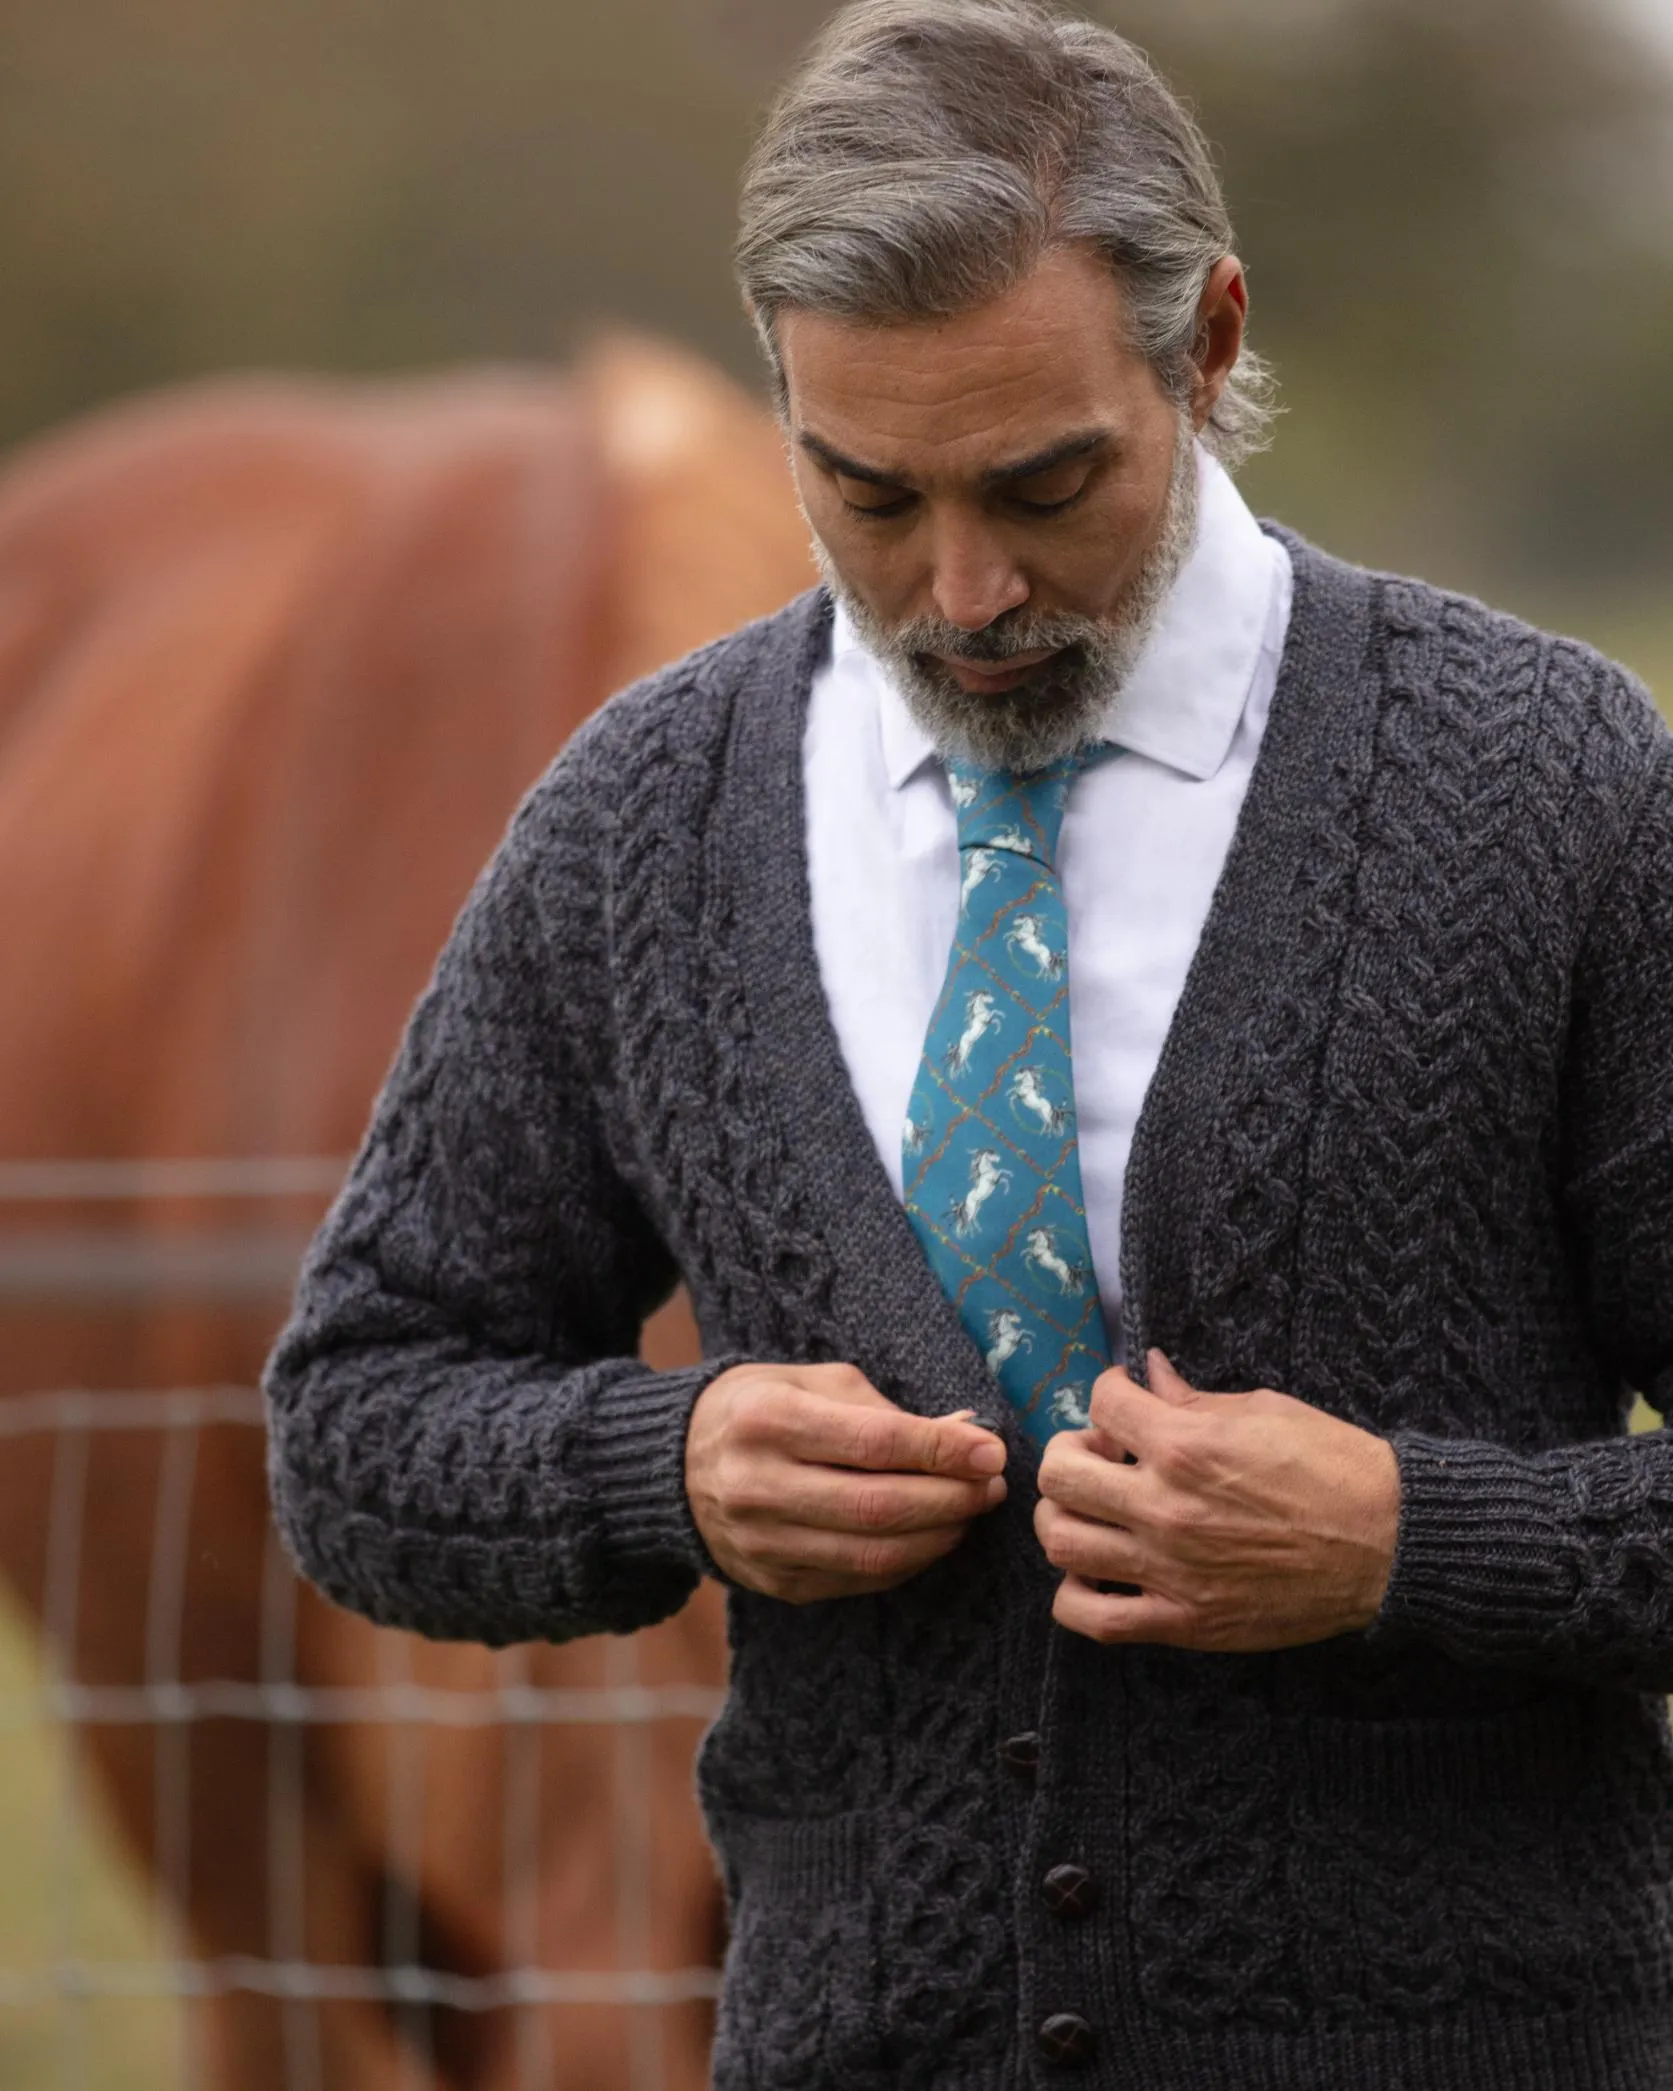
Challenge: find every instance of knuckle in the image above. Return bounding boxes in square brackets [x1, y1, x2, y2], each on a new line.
[1042, 1526, 1080, 1571]
[1151, 1436, 1198, 1488]
[844, 1418, 888, 1467]
[853, 1537, 912, 1581]
[1054, 1574, 1137, 1647]
[925, 1430, 959, 1474]
[712, 1452, 752, 1511]
[729, 1381, 777, 1441]
[802, 1362, 872, 1414]
[1170, 1571, 1212, 1614]
[849, 1482, 898, 1532]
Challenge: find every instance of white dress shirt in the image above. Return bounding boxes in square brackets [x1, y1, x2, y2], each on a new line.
[802, 446, 1294, 1361]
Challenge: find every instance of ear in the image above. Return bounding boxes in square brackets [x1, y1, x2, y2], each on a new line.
[1190, 256, 1248, 435]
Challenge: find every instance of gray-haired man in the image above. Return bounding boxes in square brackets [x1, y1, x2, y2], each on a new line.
[266, 3, 1673, 2085]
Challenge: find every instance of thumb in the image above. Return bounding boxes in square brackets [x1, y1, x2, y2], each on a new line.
[1145, 1349, 1199, 1406]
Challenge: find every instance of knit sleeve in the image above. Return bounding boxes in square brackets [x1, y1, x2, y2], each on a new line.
[262, 721, 733, 1647]
[1373, 712, 1673, 1689]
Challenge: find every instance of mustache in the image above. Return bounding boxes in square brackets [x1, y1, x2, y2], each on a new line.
[891, 612, 1109, 667]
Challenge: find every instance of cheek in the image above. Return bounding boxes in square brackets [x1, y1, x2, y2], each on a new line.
[1065, 469, 1179, 609]
[802, 498, 917, 613]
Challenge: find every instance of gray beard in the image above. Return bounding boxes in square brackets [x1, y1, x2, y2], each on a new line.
[815, 419, 1200, 775]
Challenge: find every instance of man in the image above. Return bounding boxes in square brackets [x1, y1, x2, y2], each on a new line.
[264, 2, 1673, 2084]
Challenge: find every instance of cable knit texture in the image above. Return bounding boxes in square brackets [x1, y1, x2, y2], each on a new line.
[266, 531, 1673, 2090]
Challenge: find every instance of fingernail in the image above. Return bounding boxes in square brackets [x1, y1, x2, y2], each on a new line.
[969, 1440, 1006, 1474]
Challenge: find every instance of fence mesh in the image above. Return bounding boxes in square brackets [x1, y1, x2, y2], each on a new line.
[0, 1164, 724, 2091]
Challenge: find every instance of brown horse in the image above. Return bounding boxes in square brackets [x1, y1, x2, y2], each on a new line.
[0, 339, 814, 2089]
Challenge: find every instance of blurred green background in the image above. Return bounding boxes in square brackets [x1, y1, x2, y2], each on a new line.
[0, 0, 1670, 2082]
[2, 0, 1672, 680]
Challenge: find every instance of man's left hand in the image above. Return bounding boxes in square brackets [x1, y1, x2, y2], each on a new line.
[1035, 1351, 1402, 1652]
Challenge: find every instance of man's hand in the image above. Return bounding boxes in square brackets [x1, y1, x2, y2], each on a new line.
[686, 1362, 1008, 1603]
[1035, 1350, 1401, 1652]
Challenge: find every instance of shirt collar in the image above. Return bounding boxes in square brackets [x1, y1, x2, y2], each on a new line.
[830, 444, 1277, 791]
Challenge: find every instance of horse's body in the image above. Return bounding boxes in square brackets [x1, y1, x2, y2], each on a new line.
[0, 341, 814, 2088]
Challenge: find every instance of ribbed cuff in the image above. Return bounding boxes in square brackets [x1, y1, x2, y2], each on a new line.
[1370, 1431, 1582, 1660]
[572, 1354, 747, 1586]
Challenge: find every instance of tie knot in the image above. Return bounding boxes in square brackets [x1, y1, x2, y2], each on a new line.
[946, 746, 1106, 871]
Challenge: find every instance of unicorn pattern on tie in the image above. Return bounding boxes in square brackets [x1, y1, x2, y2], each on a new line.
[1048, 1384, 1093, 1430]
[984, 1307, 1034, 1376]
[1023, 1227, 1092, 1296]
[951, 1149, 1011, 1235]
[903, 1112, 928, 1158]
[946, 989, 1002, 1073]
[960, 847, 1002, 911]
[1010, 1066, 1068, 1139]
[947, 772, 979, 810]
[1005, 913, 1065, 979]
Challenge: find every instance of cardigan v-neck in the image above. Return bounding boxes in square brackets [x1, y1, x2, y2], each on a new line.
[717, 529, 1375, 1443]
[802, 455, 1294, 1358]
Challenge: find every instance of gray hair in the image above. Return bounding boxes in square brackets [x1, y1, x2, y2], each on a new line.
[735, 0, 1278, 469]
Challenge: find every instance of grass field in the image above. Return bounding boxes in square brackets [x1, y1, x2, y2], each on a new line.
[0, 1588, 181, 2091]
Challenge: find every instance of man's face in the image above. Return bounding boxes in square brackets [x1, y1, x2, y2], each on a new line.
[778, 243, 1202, 771]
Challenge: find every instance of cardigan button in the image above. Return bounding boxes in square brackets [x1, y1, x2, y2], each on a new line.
[998, 1731, 1040, 1780]
[1036, 2012, 1097, 2066]
[1042, 1862, 1099, 1919]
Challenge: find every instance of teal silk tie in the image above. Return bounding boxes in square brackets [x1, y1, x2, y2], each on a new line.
[902, 752, 1113, 1449]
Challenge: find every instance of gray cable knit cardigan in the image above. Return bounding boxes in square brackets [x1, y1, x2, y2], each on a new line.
[266, 530, 1673, 2090]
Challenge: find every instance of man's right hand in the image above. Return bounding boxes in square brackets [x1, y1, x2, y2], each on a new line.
[685, 1362, 1008, 1603]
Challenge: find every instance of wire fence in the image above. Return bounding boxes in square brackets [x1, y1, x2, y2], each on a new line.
[0, 1164, 725, 2091]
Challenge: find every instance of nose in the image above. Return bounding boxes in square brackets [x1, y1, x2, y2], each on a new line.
[928, 512, 1029, 632]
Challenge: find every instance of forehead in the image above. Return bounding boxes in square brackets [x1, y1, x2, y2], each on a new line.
[777, 245, 1164, 480]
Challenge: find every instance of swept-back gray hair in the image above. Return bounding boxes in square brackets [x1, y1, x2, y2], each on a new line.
[736, 0, 1278, 468]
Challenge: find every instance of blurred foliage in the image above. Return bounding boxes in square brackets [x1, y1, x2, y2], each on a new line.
[0, 1590, 178, 2091]
[0, 0, 1670, 630]
[1137, 0, 1673, 610]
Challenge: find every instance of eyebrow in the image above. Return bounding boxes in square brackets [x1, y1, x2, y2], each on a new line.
[796, 427, 1113, 493]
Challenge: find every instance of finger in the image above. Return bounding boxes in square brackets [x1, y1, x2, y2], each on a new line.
[1146, 1349, 1199, 1405]
[1088, 1367, 1179, 1461]
[1051, 1573, 1199, 1647]
[1084, 1421, 1136, 1466]
[788, 1392, 1007, 1479]
[1037, 1431, 1144, 1522]
[948, 1408, 1010, 1437]
[750, 1516, 970, 1586]
[772, 1464, 1007, 1538]
[1034, 1498, 1148, 1583]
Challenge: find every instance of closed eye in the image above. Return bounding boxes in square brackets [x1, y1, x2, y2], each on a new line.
[1006, 487, 1088, 517]
[1002, 465, 1096, 517]
[835, 472, 916, 521]
[842, 495, 915, 522]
